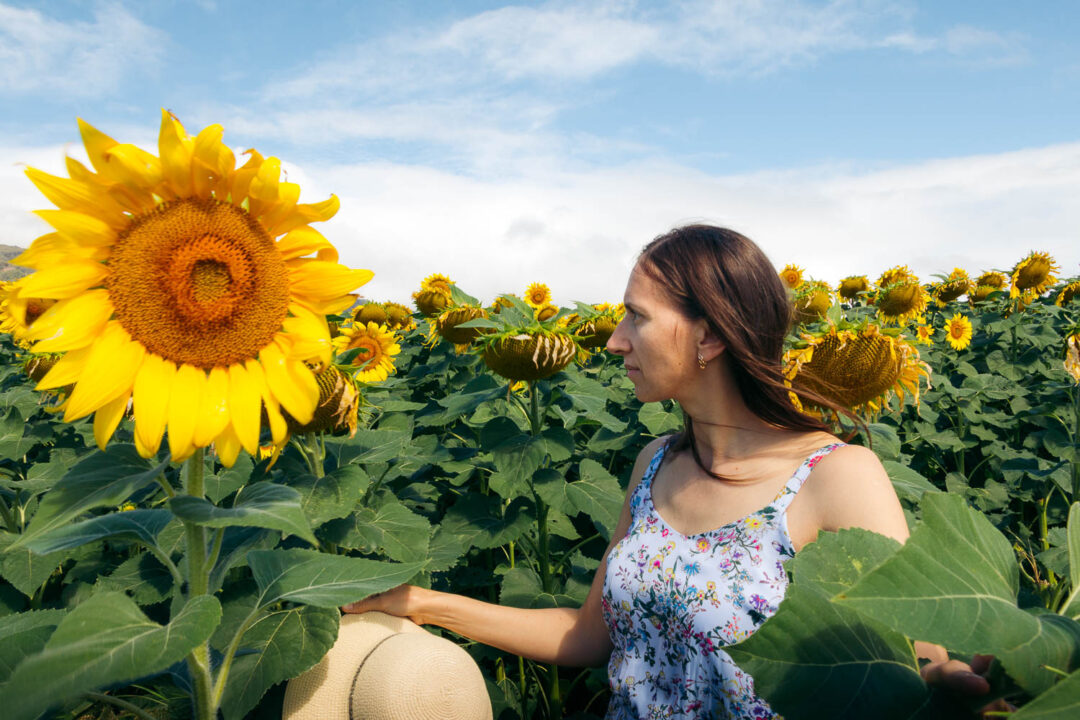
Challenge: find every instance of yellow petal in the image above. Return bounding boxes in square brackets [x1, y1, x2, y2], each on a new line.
[36, 345, 92, 390]
[276, 226, 337, 262]
[228, 362, 262, 456]
[167, 364, 203, 460]
[270, 195, 340, 236]
[32, 210, 115, 247]
[259, 181, 300, 235]
[12, 233, 109, 270]
[64, 326, 145, 421]
[289, 262, 373, 299]
[77, 118, 120, 174]
[193, 366, 230, 447]
[214, 422, 242, 468]
[248, 156, 281, 203]
[93, 389, 131, 451]
[230, 148, 264, 204]
[158, 109, 193, 197]
[281, 303, 332, 365]
[191, 124, 235, 198]
[104, 143, 163, 188]
[24, 167, 126, 225]
[16, 260, 107, 299]
[260, 341, 317, 425]
[133, 354, 174, 457]
[28, 289, 113, 353]
[247, 358, 287, 445]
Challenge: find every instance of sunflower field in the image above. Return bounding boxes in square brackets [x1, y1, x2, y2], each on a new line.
[0, 115, 1079, 720]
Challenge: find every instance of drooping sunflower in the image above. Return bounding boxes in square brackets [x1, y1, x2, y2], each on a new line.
[792, 280, 832, 323]
[572, 303, 624, 350]
[284, 364, 360, 436]
[932, 268, 971, 305]
[944, 313, 973, 351]
[873, 277, 928, 325]
[535, 303, 559, 322]
[975, 271, 1007, 289]
[334, 321, 400, 383]
[914, 324, 934, 345]
[0, 282, 56, 347]
[778, 264, 804, 290]
[382, 301, 417, 332]
[353, 301, 388, 326]
[877, 265, 916, 288]
[837, 276, 869, 301]
[482, 331, 577, 381]
[433, 305, 489, 350]
[1055, 280, 1080, 308]
[783, 322, 929, 417]
[524, 282, 552, 309]
[413, 273, 454, 316]
[12, 112, 371, 465]
[1066, 334, 1080, 384]
[1011, 251, 1060, 299]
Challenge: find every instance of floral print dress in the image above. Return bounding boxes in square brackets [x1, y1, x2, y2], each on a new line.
[601, 440, 846, 719]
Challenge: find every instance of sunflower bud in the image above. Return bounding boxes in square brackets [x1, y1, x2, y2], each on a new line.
[483, 332, 577, 381]
[355, 302, 388, 326]
[414, 289, 450, 317]
[436, 306, 489, 345]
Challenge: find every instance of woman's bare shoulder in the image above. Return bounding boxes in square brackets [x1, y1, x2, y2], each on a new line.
[626, 435, 672, 494]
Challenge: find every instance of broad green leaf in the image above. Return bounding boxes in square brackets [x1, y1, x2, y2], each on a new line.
[881, 461, 940, 503]
[209, 527, 275, 594]
[326, 427, 412, 466]
[13, 446, 170, 549]
[0, 407, 34, 459]
[566, 459, 623, 540]
[0, 609, 64, 685]
[424, 526, 468, 573]
[489, 469, 533, 501]
[0, 532, 66, 598]
[205, 454, 254, 504]
[438, 494, 532, 550]
[283, 465, 368, 527]
[169, 483, 316, 545]
[95, 553, 174, 606]
[789, 528, 901, 597]
[18, 449, 86, 495]
[248, 548, 423, 608]
[23, 509, 172, 554]
[998, 612, 1080, 695]
[837, 493, 1035, 654]
[491, 428, 574, 479]
[637, 402, 681, 436]
[320, 500, 431, 563]
[417, 380, 502, 426]
[865, 423, 900, 460]
[0, 592, 220, 720]
[727, 583, 928, 720]
[533, 468, 572, 514]
[1010, 667, 1080, 719]
[220, 605, 339, 720]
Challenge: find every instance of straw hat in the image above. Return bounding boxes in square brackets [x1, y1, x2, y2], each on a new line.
[282, 611, 492, 720]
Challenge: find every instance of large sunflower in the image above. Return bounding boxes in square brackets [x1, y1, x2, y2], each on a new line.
[13, 112, 372, 465]
[874, 277, 928, 326]
[793, 280, 832, 323]
[783, 322, 929, 417]
[334, 321, 400, 383]
[1011, 251, 1059, 299]
[779, 264, 804, 290]
[944, 313, 973, 351]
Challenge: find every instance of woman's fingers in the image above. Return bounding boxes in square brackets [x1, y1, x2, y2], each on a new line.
[920, 659, 990, 696]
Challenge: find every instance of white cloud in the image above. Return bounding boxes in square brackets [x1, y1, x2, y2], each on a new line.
[0, 2, 165, 96]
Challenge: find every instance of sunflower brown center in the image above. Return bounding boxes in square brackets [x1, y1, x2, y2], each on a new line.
[108, 198, 289, 369]
[348, 336, 380, 364]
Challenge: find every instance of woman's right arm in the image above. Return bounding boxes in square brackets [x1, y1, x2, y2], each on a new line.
[342, 436, 665, 668]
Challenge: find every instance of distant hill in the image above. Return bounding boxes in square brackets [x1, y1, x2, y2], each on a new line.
[0, 244, 29, 282]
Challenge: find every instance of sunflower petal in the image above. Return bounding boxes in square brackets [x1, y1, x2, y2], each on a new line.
[167, 364, 203, 460]
[29, 289, 113, 353]
[104, 143, 164, 188]
[276, 226, 336, 262]
[64, 326, 145, 421]
[36, 345, 92, 390]
[93, 389, 131, 451]
[282, 304, 332, 365]
[248, 358, 287, 445]
[32, 210, 115, 248]
[260, 341, 316, 425]
[158, 109, 194, 198]
[289, 261, 373, 300]
[227, 362, 262, 456]
[24, 167, 125, 224]
[214, 422, 242, 468]
[77, 118, 120, 174]
[248, 156, 281, 203]
[193, 366, 230, 447]
[16, 260, 108, 299]
[271, 195, 341, 236]
[133, 354, 174, 458]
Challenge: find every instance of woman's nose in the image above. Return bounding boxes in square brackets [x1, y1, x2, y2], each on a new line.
[606, 317, 629, 355]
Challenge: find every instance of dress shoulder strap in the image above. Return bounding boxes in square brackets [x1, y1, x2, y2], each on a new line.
[771, 442, 847, 511]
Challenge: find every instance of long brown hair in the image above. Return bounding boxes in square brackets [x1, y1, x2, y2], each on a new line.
[636, 224, 859, 477]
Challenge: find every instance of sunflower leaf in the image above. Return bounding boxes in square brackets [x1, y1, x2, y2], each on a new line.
[169, 483, 316, 545]
[248, 548, 423, 608]
[23, 509, 173, 555]
[0, 592, 220, 720]
[0, 609, 65, 686]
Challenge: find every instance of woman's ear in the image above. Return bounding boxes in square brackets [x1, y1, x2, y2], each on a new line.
[696, 321, 725, 363]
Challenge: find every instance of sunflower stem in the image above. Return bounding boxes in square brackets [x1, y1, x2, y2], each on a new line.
[181, 449, 215, 720]
[83, 691, 160, 720]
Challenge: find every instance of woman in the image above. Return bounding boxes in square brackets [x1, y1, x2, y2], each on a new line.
[345, 225, 994, 717]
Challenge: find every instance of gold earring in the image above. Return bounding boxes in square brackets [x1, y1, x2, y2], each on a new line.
[697, 353, 707, 370]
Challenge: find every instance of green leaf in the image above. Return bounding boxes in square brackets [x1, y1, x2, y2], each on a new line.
[0, 609, 64, 685]
[0, 533, 66, 599]
[491, 427, 574, 479]
[566, 459, 623, 540]
[320, 501, 431, 563]
[998, 612, 1080, 695]
[726, 584, 928, 720]
[0, 407, 33, 459]
[790, 528, 901, 597]
[282, 465, 368, 527]
[205, 454, 254, 504]
[13, 446, 170, 549]
[438, 494, 532, 550]
[865, 423, 900, 460]
[248, 548, 423, 608]
[0, 592, 220, 720]
[23, 509, 173, 555]
[325, 427, 412, 465]
[209, 527, 275, 594]
[169, 483, 316, 545]
[637, 403, 681, 436]
[220, 605, 339, 720]
[837, 493, 1035, 654]
[1010, 667, 1080, 719]
[499, 567, 544, 607]
[881, 461, 940, 503]
[533, 468, 572, 514]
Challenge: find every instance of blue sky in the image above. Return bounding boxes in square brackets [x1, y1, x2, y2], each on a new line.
[1, 0, 1078, 303]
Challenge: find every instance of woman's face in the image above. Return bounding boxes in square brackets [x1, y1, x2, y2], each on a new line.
[606, 264, 702, 403]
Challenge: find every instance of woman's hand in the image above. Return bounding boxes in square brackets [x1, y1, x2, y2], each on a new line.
[342, 584, 430, 625]
[920, 654, 1013, 718]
